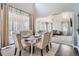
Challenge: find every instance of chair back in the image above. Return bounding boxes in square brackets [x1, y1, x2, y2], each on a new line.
[15, 33, 23, 50]
[20, 30, 33, 38]
[41, 32, 50, 49]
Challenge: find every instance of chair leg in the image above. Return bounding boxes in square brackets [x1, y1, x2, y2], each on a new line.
[0, 50, 2, 56]
[0, 52, 2, 56]
[47, 45, 49, 51]
[29, 46, 31, 53]
[41, 49, 43, 56]
[50, 42, 52, 48]
[33, 46, 35, 53]
[14, 48, 17, 56]
[46, 45, 49, 53]
[46, 46, 48, 53]
[19, 50, 21, 56]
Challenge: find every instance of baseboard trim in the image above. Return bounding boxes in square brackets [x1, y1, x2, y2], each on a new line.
[1, 44, 15, 50]
[1, 46, 10, 50]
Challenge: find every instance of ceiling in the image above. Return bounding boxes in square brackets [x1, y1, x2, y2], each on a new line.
[8, 3, 79, 17]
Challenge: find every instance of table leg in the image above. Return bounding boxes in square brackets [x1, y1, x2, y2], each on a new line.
[30, 42, 33, 56]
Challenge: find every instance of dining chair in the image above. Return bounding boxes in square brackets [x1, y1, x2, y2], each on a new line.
[20, 30, 33, 38]
[34, 32, 50, 56]
[14, 33, 31, 56]
[20, 30, 33, 53]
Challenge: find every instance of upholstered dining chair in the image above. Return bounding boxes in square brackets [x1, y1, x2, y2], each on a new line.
[20, 30, 33, 52]
[14, 33, 31, 56]
[20, 30, 33, 38]
[34, 32, 50, 56]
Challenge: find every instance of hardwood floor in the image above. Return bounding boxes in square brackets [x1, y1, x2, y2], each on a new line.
[55, 44, 79, 56]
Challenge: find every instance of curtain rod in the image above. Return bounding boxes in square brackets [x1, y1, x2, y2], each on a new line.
[9, 5, 32, 15]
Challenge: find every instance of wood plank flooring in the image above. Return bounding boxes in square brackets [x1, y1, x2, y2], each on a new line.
[55, 44, 79, 56]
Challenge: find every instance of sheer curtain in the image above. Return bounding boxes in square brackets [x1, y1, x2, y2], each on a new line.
[35, 17, 53, 33]
[48, 23, 53, 32]
[35, 19, 47, 33]
[8, 6, 30, 45]
[0, 13, 1, 47]
[62, 21, 69, 35]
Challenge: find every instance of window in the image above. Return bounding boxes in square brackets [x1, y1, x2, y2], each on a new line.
[62, 21, 69, 35]
[8, 6, 30, 45]
[35, 16, 53, 33]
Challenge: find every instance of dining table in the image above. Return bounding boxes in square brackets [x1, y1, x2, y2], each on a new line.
[23, 34, 41, 56]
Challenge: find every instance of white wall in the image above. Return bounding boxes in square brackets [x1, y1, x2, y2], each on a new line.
[52, 15, 62, 31]
[52, 12, 73, 34]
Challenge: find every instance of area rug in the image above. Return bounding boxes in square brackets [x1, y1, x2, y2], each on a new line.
[1, 43, 59, 56]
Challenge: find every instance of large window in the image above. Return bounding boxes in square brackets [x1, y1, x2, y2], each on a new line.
[62, 21, 70, 35]
[35, 16, 53, 33]
[8, 6, 30, 45]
